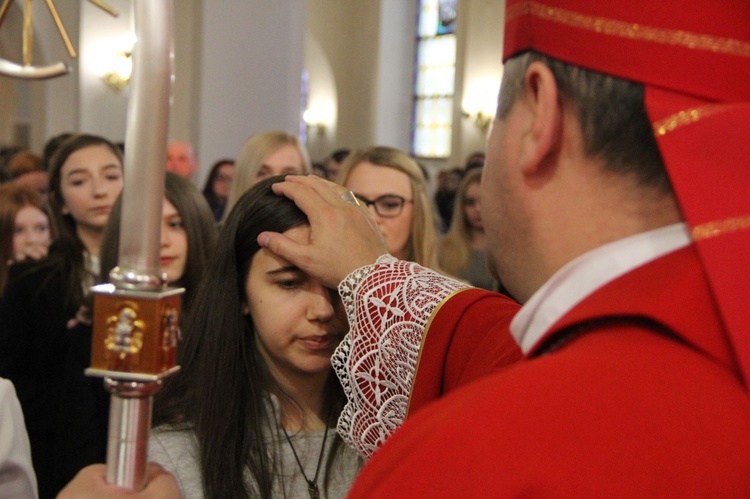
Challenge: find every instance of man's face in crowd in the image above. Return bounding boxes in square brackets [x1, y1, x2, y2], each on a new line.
[166, 142, 196, 178]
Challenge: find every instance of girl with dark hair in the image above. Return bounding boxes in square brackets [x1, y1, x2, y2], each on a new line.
[55, 172, 219, 489]
[0, 133, 124, 498]
[101, 172, 219, 311]
[150, 176, 361, 498]
[201, 158, 234, 222]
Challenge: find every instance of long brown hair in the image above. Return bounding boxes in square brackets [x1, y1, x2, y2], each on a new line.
[100, 172, 218, 313]
[45, 134, 123, 309]
[154, 176, 349, 498]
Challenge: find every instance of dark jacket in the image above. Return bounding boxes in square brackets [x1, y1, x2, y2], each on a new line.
[0, 253, 79, 498]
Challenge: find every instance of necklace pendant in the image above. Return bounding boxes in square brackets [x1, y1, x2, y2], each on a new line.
[307, 481, 320, 499]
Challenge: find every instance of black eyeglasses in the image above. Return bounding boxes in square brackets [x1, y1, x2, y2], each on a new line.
[354, 193, 413, 218]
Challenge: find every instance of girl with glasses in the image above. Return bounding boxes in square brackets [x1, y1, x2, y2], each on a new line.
[337, 146, 440, 270]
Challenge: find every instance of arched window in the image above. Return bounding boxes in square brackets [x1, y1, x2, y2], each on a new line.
[411, 0, 457, 159]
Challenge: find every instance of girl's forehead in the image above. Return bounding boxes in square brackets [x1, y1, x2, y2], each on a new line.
[249, 225, 310, 273]
[61, 145, 120, 171]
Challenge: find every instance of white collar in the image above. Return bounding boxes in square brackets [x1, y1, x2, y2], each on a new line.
[510, 223, 691, 354]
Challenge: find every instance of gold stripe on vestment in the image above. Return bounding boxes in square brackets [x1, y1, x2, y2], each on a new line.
[692, 215, 750, 241]
[406, 287, 473, 418]
[651, 106, 730, 136]
[506, 1, 750, 58]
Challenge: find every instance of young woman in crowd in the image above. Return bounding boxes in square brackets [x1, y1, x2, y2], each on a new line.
[55, 172, 219, 490]
[150, 176, 361, 498]
[201, 158, 235, 222]
[438, 169, 498, 291]
[0, 183, 52, 299]
[222, 131, 310, 221]
[338, 146, 440, 269]
[0, 134, 124, 498]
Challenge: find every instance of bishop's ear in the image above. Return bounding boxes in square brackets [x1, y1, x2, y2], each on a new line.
[517, 61, 564, 176]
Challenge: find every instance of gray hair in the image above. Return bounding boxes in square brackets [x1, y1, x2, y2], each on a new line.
[499, 51, 671, 193]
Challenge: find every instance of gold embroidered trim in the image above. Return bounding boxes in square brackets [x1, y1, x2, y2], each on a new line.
[652, 105, 730, 136]
[506, 1, 750, 58]
[692, 215, 750, 241]
[406, 287, 471, 417]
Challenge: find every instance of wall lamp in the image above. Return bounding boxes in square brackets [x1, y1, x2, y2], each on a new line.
[303, 108, 327, 135]
[462, 76, 501, 133]
[102, 49, 133, 91]
[462, 110, 494, 132]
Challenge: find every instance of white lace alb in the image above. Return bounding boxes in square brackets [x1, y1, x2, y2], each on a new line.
[332, 255, 469, 458]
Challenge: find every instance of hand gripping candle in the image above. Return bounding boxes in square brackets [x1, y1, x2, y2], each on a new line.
[85, 0, 179, 491]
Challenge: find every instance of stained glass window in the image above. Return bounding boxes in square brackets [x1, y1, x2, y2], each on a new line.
[412, 0, 457, 158]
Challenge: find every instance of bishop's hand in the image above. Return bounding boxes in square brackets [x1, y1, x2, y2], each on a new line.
[258, 175, 388, 289]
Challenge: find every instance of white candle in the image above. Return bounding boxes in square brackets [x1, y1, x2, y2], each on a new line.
[117, 0, 173, 289]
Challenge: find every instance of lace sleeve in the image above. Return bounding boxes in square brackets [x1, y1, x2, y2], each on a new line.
[332, 255, 470, 458]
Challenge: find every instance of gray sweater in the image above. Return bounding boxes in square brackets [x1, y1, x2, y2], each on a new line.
[148, 423, 362, 498]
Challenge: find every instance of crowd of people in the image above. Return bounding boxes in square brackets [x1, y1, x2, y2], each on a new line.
[0, 129, 492, 498]
[1, 0, 749, 497]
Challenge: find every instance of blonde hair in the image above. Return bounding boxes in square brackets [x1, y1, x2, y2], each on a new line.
[438, 169, 482, 276]
[223, 131, 310, 220]
[338, 146, 440, 270]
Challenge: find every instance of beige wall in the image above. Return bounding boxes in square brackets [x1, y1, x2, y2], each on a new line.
[306, 0, 379, 154]
[1, 0, 507, 178]
[456, 0, 505, 166]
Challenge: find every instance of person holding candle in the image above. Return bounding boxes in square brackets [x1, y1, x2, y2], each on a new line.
[54, 172, 219, 490]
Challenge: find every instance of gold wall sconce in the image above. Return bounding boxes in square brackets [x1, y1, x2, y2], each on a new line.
[102, 49, 133, 91]
[303, 108, 327, 135]
[462, 110, 494, 132]
[462, 76, 501, 133]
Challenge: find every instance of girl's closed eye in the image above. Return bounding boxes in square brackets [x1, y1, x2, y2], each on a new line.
[275, 273, 307, 290]
[269, 267, 307, 291]
[277, 278, 301, 290]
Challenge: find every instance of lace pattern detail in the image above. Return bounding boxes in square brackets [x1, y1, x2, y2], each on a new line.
[333, 256, 470, 458]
